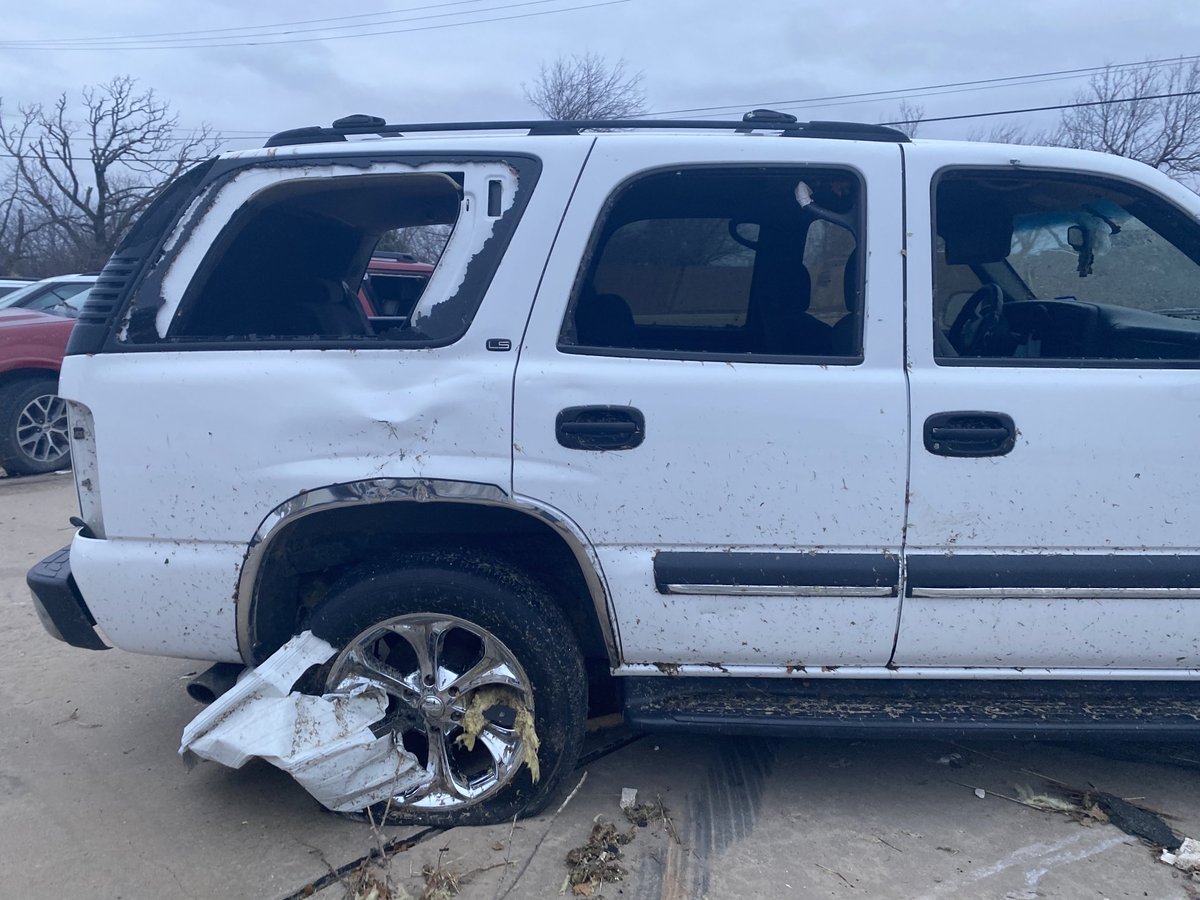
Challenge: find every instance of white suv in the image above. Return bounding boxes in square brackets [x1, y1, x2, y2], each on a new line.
[28, 111, 1200, 825]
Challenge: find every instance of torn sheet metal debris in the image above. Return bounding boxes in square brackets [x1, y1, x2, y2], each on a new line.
[1161, 837, 1200, 872]
[179, 630, 427, 812]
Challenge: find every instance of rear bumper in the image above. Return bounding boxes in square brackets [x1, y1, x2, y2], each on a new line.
[27, 545, 108, 651]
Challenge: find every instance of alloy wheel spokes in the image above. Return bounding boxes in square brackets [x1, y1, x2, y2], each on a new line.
[17, 394, 70, 462]
[446, 644, 524, 697]
[389, 618, 449, 689]
[414, 727, 474, 805]
[339, 646, 419, 704]
[326, 613, 536, 810]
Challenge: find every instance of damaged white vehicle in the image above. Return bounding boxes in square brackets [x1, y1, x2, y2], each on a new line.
[28, 110, 1200, 825]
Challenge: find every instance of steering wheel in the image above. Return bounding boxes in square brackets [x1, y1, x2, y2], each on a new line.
[947, 284, 1005, 356]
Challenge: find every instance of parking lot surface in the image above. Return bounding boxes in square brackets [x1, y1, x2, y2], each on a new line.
[4, 473, 1200, 899]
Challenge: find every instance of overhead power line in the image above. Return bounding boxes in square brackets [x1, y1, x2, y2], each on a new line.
[0, 0, 629, 50]
[72, 52, 1200, 147]
[647, 53, 1200, 119]
[881, 88, 1200, 127]
[0, 0, 491, 45]
[5, 88, 1200, 162]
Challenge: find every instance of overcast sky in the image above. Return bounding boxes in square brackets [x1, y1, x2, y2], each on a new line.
[2, 0, 1200, 152]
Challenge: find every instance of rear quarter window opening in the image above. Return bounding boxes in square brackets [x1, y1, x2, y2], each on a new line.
[134, 153, 540, 348]
[166, 171, 462, 342]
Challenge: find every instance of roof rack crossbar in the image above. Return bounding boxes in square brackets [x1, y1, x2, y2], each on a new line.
[265, 112, 911, 148]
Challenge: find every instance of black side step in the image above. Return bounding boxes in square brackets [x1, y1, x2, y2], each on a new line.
[624, 677, 1200, 740]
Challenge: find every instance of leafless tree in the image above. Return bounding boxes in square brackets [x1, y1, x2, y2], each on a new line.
[0, 76, 219, 273]
[886, 100, 925, 138]
[964, 119, 1038, 145]
[375, 224, 453, 264]
[1048, 58, 1200, 180]
[0, 168, 37, 275]
[523, 52, 646, 120]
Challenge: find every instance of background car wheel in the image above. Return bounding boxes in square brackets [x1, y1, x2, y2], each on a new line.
[0, 377, 71, 476]
[308, 550, 588, 826]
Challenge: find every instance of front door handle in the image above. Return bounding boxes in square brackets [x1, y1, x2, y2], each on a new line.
[924, 411, 1016, 457]
[556, 406, 645, 451]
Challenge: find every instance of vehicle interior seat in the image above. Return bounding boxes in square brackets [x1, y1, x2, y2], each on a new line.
[289, 277, 373, 337]
[575, 291, 636, 347]
[757, 265, 833, 355]
[831, 249, 860, 356]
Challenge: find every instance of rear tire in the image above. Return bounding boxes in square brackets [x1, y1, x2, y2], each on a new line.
[0, 377, 71, 476]
[309, 550, 588, 826]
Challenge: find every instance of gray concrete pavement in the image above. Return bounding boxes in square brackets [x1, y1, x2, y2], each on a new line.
[4, 472, 1200, 899]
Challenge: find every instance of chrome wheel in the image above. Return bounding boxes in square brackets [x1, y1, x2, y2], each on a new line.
[16, 392, 69, 466]
[326, 613, 536, 810]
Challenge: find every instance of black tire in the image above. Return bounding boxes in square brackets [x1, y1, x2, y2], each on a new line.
[308, 550, 587, 826]
[0, 376, 71, 476]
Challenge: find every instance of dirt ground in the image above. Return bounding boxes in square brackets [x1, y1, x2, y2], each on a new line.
[5, 472, 1200, 899]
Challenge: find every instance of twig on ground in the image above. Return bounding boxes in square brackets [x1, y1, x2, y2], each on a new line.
[947, 780, 1050, 811]
[657, 793, 681, 845]
[495, 771, 589, 900]
[816, 863, 856, 888]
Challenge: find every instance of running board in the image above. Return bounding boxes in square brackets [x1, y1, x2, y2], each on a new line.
[623, 677, 1200, 739]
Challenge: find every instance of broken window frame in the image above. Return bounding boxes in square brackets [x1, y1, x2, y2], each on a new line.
[113, 153, 541, 351]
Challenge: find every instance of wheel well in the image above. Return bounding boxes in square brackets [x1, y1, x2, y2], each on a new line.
[247, 501, 612, 672]
[0, 367, 58, 390]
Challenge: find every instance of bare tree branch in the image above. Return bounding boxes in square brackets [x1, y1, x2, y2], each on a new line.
[0, 75, 219, 274]
[523, 52, 646, 120]
[1048, 58, 1200, 182]
[885, 100, 925, 138]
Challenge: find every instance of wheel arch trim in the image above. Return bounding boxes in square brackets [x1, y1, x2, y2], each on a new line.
[236, 477, 619, 666]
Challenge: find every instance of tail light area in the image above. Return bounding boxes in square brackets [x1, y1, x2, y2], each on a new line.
[67, 401, 104, 539]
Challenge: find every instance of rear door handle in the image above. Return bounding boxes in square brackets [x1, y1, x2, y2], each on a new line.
[556, 406, 645, 451]
[924, 411, 1016, 457]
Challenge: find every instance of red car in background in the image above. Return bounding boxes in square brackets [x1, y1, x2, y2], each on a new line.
[0, 308, 75, 475]
[0, 273, 97, 475]
[360, 252, 434, 318]
[0, 260, 432, 476]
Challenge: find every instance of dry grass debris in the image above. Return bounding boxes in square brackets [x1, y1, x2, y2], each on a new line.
[563, 822, 636, 894]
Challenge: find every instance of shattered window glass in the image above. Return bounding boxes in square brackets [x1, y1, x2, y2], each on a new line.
[152, 157, 537, 346]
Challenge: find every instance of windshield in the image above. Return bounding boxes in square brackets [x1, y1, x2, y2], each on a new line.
[1006, 200, 1200, 314]
[0, 280, 94, 317]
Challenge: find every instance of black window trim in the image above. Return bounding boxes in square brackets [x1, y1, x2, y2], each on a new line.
[557, 161, 867, 367]
[104, 151, 543, 353]
[931, 163, 1200, 370]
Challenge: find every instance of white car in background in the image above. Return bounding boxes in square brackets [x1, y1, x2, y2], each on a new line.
[0, 273, 97, 316]
[0, 278, 34, 298]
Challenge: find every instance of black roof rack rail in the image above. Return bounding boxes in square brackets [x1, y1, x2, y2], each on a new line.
[264, 109, 911, 148]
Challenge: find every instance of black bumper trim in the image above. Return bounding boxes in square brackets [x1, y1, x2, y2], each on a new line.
[27, 545, 108, 651]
